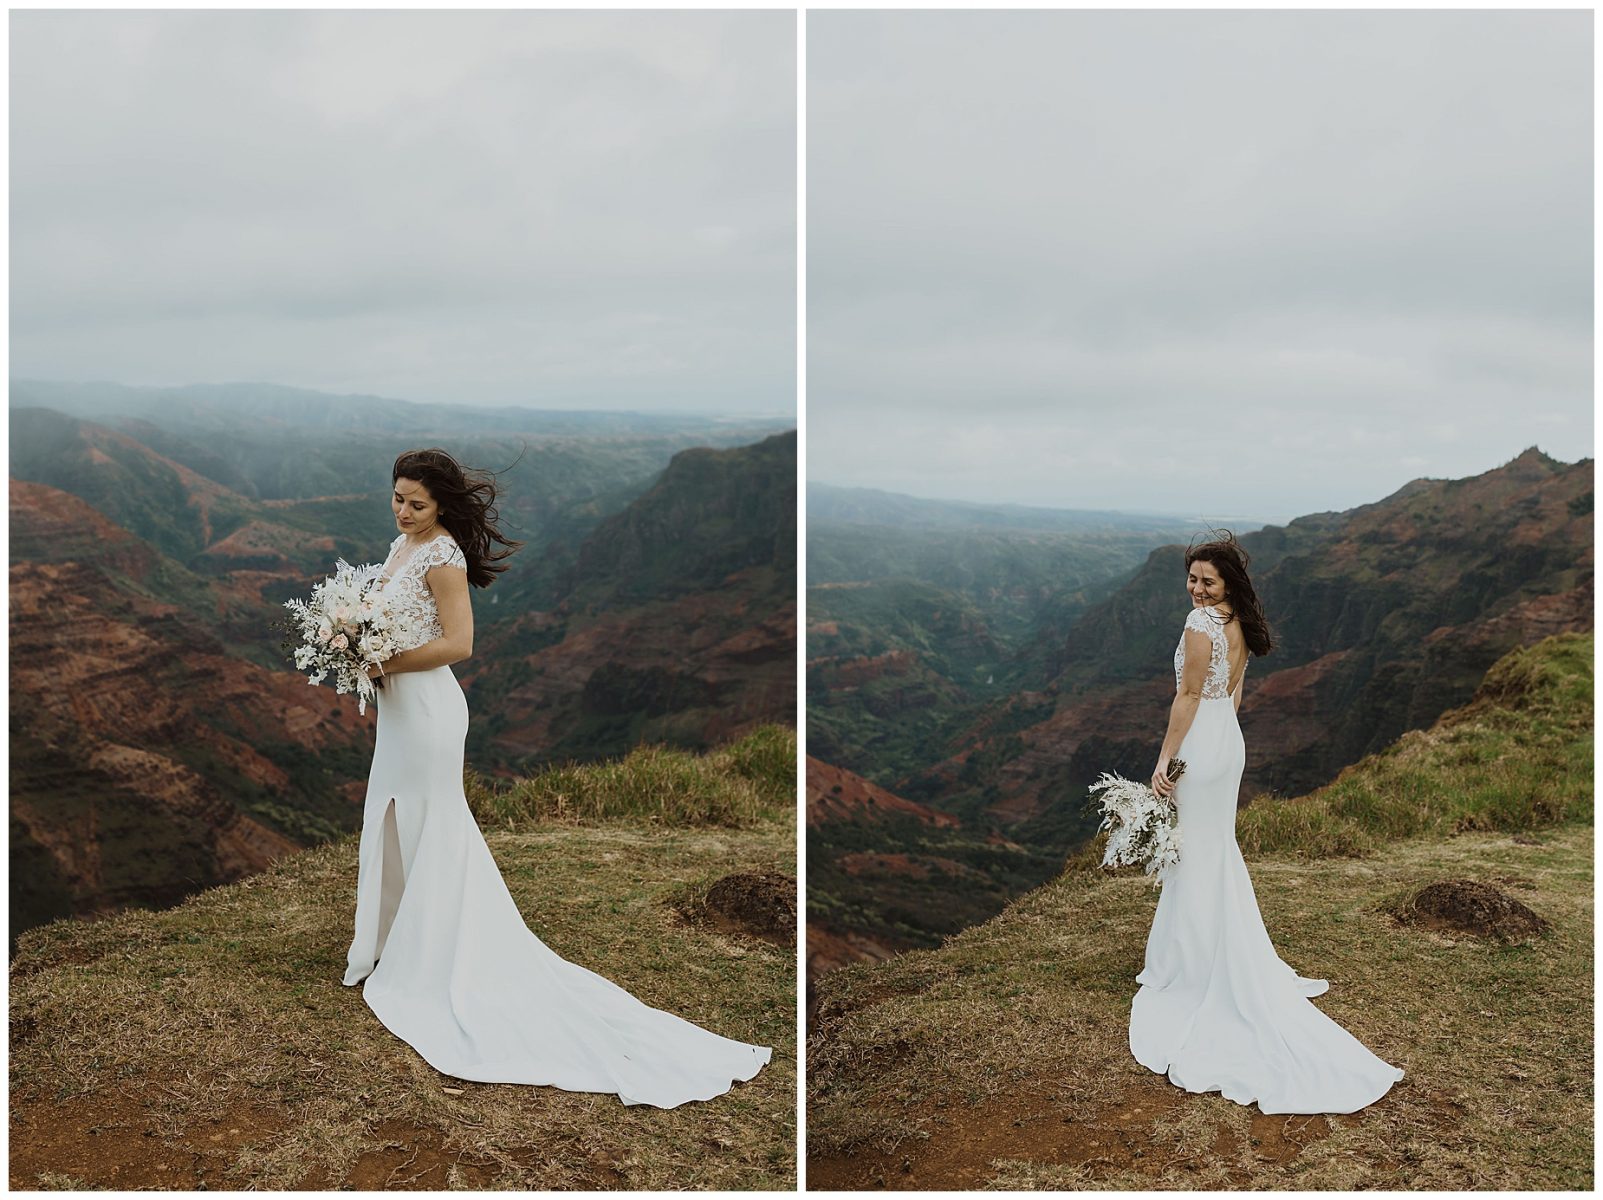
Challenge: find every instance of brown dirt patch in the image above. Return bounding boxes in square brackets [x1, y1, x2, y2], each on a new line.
[331, 1117, 499, 1190]
[804, 1075, 1352, 1190]
[8, 1088, 619, 1190]
[9, 1087, 287, 1190]
[1246, 1109, 1345, 1164]
[1392, 879, 1551, 942]
[701, 871, 797, 946]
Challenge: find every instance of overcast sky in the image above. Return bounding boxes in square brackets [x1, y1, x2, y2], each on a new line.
[809, 10, 1591, 523]
[12, 10, 794, 414]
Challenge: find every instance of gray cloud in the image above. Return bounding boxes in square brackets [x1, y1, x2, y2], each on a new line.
[13, 10, 794, 412]
[809, 10, 1591, 521]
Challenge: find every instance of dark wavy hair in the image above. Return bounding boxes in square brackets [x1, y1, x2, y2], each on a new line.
[1186, 529, 1273, 657]
[391, 447, 524, 589]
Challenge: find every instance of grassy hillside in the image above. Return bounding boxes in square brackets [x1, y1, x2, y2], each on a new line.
[808, 636, 1592, 1190]
[11, 729, 797, 1191]
[1232, 632, 1592, 859]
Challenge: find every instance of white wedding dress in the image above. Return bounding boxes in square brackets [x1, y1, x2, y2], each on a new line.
[341, 532, 772, 1107]
[1128, 603, 1403, 1114]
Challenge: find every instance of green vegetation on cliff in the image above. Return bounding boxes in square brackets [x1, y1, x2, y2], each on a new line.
[467, 723, 795, 829]
[11, 729, 797, 1191]
[808, 638, 1593, 1190]
[1233, 632, 1592, 859]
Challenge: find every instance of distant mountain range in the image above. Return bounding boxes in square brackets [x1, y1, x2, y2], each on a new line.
[807, 484, 1204, 787]
[807, 448, 1593, 976]
[12, 379, 792, 608]
[808, 483, 1215, 534]
[11, 378, 783, 440]
[9, 383, 795, 943]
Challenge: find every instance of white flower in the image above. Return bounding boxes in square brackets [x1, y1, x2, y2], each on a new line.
[280, 555, 423, 713]
[1089, 771, 1183, 887]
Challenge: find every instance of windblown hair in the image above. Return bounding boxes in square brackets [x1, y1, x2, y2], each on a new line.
[1186, 529, 1273, 657]
[391, 447, 524, 589]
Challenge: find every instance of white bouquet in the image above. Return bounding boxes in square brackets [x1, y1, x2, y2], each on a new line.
[281, 558, 418, 715]
[1089, 760, 1185, 886]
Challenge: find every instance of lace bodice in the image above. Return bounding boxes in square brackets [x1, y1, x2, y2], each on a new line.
[1173, 605, 1242, 700]
[378, 532, 467, 652]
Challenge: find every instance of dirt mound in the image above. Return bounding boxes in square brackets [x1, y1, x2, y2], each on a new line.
[700, 871, 796, 946]
[1392, 879, 1550, 942]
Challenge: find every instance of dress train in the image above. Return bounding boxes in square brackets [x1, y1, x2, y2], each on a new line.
[1129, 607, 1402, 1114]
[343, 663, 771, 1109]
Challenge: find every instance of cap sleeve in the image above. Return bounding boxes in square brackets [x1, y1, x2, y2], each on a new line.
[1183, 606, 1214, 636]
[423, 536, 467, 571]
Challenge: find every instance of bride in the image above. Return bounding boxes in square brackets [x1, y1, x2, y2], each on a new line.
[342, 447, 772, 1108]
[1129, 533, 1403, 1114]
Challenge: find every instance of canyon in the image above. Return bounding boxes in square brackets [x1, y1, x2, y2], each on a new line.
[10, 392, 795, 941]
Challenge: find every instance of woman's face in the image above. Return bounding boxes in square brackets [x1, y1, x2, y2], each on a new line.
[1186, 558, 1228, 608]
[392, 476, 441, 535]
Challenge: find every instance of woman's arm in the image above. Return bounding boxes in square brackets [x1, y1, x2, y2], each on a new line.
[363, 562, 473, 678]
[1152, 627, 1211, 797]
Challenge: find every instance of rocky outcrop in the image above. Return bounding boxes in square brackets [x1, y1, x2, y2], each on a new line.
[805, 757, 960, 829]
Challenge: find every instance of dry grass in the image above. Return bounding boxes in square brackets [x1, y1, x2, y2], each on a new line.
[808, 824, 1592, 1190]
[12, 813, 796, 1190]
[468, 724, 795, 830]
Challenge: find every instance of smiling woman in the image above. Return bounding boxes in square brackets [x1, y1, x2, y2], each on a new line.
[1133, 532, 1404, 1112]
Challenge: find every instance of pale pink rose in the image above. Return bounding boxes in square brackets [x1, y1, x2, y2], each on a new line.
[318, 627, 332, 644]
[331, 633, 349, 650]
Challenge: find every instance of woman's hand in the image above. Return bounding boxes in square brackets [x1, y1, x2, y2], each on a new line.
[360, 660, 385, 688]
[1152, 755, 1174, 798]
